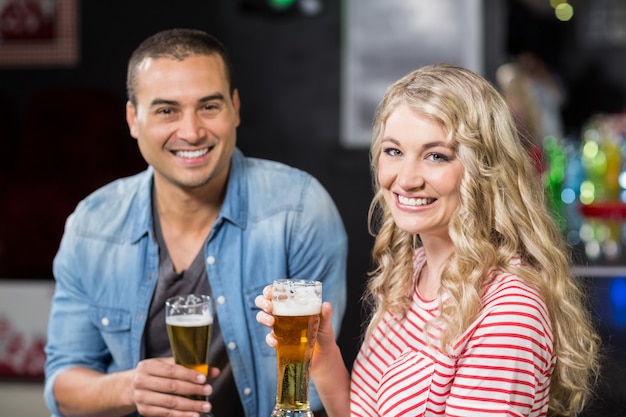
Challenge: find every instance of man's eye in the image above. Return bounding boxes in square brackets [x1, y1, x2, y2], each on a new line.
[203, 103, 220, 111]
[157, 108, 173, 115]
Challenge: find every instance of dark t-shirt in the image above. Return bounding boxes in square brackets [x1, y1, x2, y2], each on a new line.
[144, 203, 245, 417]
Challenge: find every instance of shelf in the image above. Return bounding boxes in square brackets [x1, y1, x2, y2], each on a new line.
[572, 265, 626, 277]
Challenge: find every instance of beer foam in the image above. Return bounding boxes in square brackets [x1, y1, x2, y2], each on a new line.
[273, 298, 322, 316]
[166, 314, 213, 327]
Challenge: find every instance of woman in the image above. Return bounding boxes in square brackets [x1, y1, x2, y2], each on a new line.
[256, 64, 600, 416]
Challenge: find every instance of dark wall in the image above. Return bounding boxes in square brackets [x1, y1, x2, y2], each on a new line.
[0, 0, 344, 172]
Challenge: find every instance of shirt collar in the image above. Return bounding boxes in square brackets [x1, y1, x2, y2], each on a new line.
[217, 147, 248, 229]
[129, 166, 155, 243]
[131, 148, 248, 242]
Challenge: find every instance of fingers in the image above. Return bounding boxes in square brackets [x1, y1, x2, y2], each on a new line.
[132, 358, 213, 416]
[255, 285, 275, 328]
[255, 301, 276, 348]
[135, 358, 207, 385]
[135, 390, 212, 417]
[265, 331, 278, 348]
[320, 301, 333, 328]
[262, 284, 273, 299]
[254, 285, 273, 312]
[255, 285, 277, 348]
[316, 302, 337, 346]
[208, 367, 220, 379]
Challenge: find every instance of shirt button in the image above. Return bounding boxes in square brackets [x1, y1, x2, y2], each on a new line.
[101, 317, 110, 327]
[216, 295, 226, 304]
[227, 342, 237, 351]
[243, 387, 252, 396]
[206, 256, 216, 265]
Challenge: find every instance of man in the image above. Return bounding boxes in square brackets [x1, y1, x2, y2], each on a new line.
[44, 28, 347, 417]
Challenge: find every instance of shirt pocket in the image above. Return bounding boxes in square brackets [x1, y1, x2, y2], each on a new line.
[88, 305, 132, 365]
[244, 284, 275, 358]
[377, 349, 435, 417]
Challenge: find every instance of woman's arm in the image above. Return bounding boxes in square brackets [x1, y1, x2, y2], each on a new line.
[309, 302, 351, 417]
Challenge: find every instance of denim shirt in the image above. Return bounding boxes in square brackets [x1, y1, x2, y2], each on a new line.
[44, 148, 348, 417]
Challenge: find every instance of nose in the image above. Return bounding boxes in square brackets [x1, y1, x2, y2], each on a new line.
[177, 111, 204, 143]
[396, 159, 425, 191]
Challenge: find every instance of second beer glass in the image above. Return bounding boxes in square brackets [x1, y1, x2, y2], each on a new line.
[271, 279, 322, 417]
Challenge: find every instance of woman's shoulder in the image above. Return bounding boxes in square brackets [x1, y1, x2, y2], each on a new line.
[481, 268, 551, 330]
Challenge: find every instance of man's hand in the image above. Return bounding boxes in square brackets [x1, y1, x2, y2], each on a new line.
[132, 357, 218, 417]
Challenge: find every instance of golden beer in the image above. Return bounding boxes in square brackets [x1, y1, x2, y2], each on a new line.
[274, 313, 321, 411]
[166, 314, 213, 375]
[271, 279, 322, 417]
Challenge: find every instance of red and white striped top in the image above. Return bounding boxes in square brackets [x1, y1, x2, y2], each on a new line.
[350, 248, 555, 417]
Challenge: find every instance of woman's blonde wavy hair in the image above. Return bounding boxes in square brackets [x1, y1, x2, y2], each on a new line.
[364, 64, 600, 416]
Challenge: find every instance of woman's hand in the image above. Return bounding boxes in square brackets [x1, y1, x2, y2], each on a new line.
[255, 285, 278, 348]
[255, 284, 337, 353]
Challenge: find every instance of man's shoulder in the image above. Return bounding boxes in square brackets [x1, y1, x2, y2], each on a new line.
[80, 170, 148, 206]
[241, 157, 325, 195]
[244, 156, 310, 180]
[241, 157, 337, 212]
[69, 169, 151, 228]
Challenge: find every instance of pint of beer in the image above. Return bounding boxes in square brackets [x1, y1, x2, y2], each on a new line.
[165, 294, 213, 399]
[271, 279, 322, 417]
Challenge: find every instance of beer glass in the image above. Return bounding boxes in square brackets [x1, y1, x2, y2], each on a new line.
[165, 294, 213, 403]
[271, 279, 322, 417]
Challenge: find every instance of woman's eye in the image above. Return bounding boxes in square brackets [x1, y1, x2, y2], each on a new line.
[428, 153, 451, 162]
[383, 147, 402, 157]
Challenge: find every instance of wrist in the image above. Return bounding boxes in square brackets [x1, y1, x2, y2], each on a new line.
[117, 369, 138, 411]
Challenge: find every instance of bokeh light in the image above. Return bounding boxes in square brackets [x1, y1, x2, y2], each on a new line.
[580, 180, 595, 204]
[561, 188, 576, 204]
[555, 3, 574, 21]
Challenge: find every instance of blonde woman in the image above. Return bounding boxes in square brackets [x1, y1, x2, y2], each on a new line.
[256, 64, 600, 417]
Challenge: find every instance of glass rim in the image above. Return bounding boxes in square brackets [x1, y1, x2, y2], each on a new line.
[272, 278, 322, 286]
[165, 293, 212, 307]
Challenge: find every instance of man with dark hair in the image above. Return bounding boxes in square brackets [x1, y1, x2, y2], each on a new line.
[44, 28, 347, 417]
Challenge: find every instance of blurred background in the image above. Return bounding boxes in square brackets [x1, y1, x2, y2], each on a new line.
[0, 0, 625, 415]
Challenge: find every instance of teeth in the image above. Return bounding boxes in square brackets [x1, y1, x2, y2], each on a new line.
[175, 148, 209, 158]
[398, 195, 434, 206]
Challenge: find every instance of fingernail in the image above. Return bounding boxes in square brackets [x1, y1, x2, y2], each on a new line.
[196, 374, 206, 383]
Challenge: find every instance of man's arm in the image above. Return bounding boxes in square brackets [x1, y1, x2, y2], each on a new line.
[54, 367, 135, 417]
[53, 359, 215, 417]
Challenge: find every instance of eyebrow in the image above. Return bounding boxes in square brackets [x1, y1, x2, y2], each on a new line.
[149, 93, 226, 108]
[382, 137, 453, 149]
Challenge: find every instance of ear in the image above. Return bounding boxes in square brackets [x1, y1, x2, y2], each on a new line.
[126, 101, 139, 139]
[232, 88, 241, 128]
